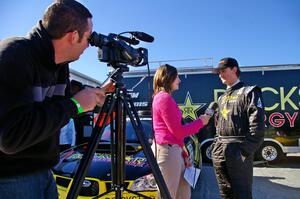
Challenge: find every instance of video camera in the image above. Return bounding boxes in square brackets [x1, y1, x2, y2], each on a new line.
[88, 31, 154, 68]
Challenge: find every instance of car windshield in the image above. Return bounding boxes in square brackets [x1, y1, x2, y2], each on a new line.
[101, 120, 152, 143]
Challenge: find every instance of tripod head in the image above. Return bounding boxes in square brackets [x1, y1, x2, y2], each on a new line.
[100, 65, 128, 92]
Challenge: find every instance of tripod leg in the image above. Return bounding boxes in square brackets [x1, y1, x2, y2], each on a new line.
[110, 111, 116, 193]
[66, 94, 116, 199]
[114, 92, 126, 199]
[123, 96, 172, 199]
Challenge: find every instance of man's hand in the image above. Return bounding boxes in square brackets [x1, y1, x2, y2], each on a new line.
[73, 88, 106, 112]
[101, 79, 115, 93]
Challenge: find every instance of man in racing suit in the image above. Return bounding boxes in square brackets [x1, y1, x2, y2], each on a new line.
[212, 57, 265, 199]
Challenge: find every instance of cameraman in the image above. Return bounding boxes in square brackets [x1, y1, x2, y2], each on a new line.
[0, 1, 105, 198]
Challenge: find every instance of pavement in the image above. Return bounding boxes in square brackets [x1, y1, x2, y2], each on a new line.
[191, 155, 300, 199]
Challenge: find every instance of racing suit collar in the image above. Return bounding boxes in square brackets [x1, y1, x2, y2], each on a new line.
[227, 79, 240, 90]
[226, 81, 244, 93]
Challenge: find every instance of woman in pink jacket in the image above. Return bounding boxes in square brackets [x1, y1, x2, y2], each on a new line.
[152, 64, 210, 199]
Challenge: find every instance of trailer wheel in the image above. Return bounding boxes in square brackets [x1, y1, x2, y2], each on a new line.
[201, 141, 213, 164]
[256, 142, 284, 163]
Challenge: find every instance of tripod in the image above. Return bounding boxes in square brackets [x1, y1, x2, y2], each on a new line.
[66, 67, 171, 199]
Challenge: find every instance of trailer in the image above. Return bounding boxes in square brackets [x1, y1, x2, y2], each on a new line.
[122, 64, 300, 163]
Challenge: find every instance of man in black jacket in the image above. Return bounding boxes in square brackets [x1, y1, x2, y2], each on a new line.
[211, 57, 265, 199]
[0, 1, 105, 198]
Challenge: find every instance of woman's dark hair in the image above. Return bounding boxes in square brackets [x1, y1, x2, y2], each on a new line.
[153, 64, 178, 96]
[42, 0, 92, 41]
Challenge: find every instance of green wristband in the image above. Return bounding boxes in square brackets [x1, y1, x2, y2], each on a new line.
[70, 98, 84, 114]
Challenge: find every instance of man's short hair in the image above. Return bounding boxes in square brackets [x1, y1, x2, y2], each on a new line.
[42, 0, 92, 41]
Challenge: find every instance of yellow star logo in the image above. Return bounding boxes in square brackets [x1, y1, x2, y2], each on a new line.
[221, 107, 230, 120]
[178, 92, 205, 120]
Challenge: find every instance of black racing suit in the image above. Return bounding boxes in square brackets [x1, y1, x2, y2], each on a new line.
[212, 81, 265, 199]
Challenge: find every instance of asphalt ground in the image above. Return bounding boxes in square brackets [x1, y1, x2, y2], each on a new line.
[191, 154, 300, 199]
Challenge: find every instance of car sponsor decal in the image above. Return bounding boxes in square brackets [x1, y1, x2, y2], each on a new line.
[65, 153, 148, 167]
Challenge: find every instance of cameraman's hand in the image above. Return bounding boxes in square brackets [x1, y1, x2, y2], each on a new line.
[199, 114, 210, 126]
[73, 88, 106, 112]
[101, 79, 115, 93]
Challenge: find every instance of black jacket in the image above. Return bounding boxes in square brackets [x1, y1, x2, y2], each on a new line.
[216, 81, 265, 156]
[0, 21, 77, 177]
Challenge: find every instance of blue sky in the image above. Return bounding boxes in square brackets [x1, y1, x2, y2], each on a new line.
[1, 0, 299, 82]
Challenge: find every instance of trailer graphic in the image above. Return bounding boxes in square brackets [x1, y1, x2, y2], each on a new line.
[123, 64, 300, 163]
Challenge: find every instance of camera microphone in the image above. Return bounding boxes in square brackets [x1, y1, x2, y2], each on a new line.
[205, 102, 219, 117]
[131, 31, 154, 43]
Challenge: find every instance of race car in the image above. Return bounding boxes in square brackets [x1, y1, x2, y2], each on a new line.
[52, 118, 201, 198]
[53, 120, 158, 198]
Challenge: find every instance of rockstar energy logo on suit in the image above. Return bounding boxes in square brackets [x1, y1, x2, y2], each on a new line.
[219, 89, 242, 120]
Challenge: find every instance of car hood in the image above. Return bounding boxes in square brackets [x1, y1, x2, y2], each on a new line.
[52, 143, 152, 181]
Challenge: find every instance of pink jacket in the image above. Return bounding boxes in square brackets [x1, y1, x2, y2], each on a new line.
[152, 91, 203, 147]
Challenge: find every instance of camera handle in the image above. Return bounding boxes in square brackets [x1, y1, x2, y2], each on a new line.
[66, 72, 171, 199]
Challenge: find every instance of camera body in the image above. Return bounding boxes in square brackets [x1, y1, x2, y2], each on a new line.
[88, 32, 148, 67]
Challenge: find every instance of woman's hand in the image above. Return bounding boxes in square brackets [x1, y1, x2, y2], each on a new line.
[184, 156, 193, 168]
[199, 114, 210, 126]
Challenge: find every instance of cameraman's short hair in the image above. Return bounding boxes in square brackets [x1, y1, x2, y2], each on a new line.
[42, 0, 92, 41]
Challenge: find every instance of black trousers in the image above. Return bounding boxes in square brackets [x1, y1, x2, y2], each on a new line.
[212, 141, 253, 199]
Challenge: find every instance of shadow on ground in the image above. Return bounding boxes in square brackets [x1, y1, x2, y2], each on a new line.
[191, 155, 300, 199]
